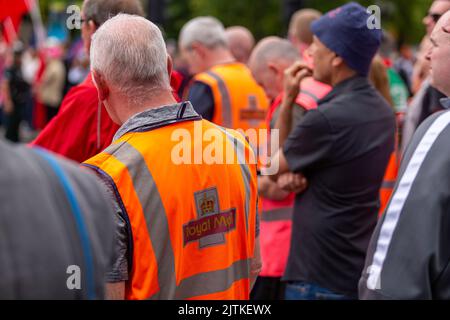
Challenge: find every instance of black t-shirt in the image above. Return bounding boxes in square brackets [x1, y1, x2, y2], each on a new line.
[283, 76, 396, 298]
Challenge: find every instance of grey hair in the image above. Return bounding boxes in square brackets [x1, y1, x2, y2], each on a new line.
[252, 37, 300, 67]
[179, 16, 227, 49]
[90, 14, 170, 103]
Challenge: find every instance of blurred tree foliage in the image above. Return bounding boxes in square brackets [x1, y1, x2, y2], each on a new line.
[165, 0, 282, 40]
[165, 0, 432, 45]
[36, 0, 432, 45]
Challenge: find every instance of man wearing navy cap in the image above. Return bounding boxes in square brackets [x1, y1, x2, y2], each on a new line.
[268, 2, 396, 299]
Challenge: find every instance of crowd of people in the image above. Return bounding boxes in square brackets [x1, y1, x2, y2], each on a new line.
[1, 0, 450, 300]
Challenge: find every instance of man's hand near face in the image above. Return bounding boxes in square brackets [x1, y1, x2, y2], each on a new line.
[274, 61, 313, 148]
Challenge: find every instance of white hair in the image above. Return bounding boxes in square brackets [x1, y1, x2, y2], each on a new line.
[253, 37, 300, 66]
[90, 14, 170, 101]
[179, 16, 227, 49]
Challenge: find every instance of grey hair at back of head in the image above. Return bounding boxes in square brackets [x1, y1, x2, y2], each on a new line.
[179, 16, 227, 49]
[90, 14, 170, 101]
[253, 37, 300, 67]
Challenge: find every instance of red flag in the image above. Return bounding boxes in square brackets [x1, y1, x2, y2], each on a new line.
[0, 0, 32, 43]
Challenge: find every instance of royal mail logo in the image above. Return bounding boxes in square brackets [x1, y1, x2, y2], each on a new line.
[239, 109, 266, 121]
[240, 95, 266, 122]
[184, 187, 236, 248]
[183, 209, 236, 245]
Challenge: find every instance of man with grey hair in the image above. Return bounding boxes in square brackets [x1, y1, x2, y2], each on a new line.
[179, 16, 268, 132]
[248, 37, 330, 300]
[225, 26, 255, 64]
[32, 0, 145, 163]
[83, 14, 261, 300]
[359, 11, 450, 300]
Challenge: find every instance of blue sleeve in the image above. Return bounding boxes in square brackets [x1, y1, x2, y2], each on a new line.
[187, 81, 215, 121]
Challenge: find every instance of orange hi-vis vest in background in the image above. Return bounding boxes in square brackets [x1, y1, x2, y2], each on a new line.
[260, 78, 331, 277]
[83, 102, 258, 300]
[194, 62, 269, 131]
[378, 131, 400, 218]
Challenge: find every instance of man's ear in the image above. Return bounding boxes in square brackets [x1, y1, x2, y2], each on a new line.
[332, 55, 344, 68]
[91, 70, 109, 102]
[267, 62, 280, 76]
[191, 42, 206, 59]
[88, 20, 97, 35]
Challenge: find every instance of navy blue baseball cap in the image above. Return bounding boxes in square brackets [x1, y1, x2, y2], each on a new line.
[311, 2, 382, 76]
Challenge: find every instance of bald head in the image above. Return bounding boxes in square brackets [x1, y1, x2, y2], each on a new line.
[428, 11, 450, 95]
[249, 37, 300, 99]
[289, 9, 322, 47]
[225, 26, 255, 64]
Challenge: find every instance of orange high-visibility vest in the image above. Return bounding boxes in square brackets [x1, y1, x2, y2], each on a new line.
[84, 117, 257, 300]
[259, 78, 331, 277]
[378, 147, 400, 217]
[194, 62, 269, 131]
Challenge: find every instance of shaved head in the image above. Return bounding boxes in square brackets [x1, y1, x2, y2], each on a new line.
[249, 37, 300, 100]
[225, 26, 255, 64]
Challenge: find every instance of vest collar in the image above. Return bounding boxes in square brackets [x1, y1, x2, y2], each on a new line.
[113, 101, 201, 141]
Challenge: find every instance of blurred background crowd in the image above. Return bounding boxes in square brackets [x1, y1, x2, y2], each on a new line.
[0, 0, 438, 145]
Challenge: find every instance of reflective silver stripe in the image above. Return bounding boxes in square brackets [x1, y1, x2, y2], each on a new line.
[261, 207, 292, 222]
[300, 89, 320, 102]
[206, 71, 233, 128]
[381, 180, 396, 189]
[103, 140, 126, 156]
[171, 258, 250, 299]
[217, 126, 253, 233]
[111, 142, 177, 299]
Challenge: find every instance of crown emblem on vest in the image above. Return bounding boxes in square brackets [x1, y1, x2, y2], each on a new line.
[200, 193, 215, 215]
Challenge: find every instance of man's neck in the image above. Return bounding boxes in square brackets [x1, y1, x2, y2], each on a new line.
[206, 48, 236, 70]
[331, 69, 358, 87]
[117, 90, 178, 125]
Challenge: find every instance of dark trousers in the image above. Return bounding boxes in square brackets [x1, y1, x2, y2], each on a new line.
[5, 103, 24, 143]
[250, 276, 286, 300]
